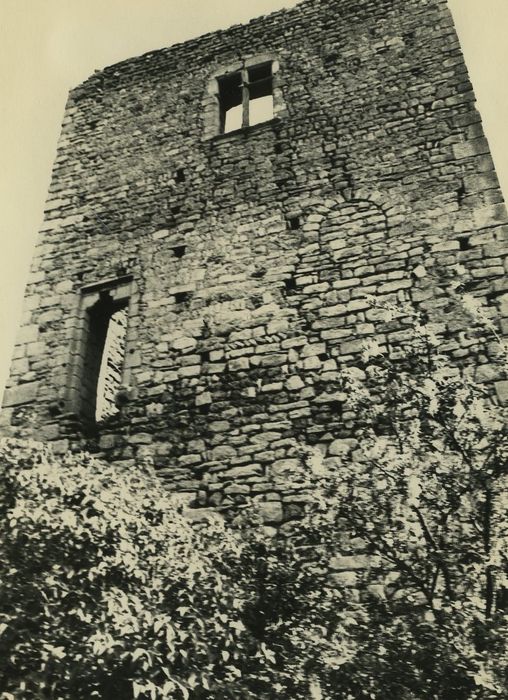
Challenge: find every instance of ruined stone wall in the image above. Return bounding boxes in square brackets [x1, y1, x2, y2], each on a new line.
[2, 0, 507, 527]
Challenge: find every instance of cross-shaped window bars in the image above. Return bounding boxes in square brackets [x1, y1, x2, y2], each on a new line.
[218, 62, 274, 134]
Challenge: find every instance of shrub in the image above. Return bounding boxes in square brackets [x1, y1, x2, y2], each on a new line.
[291, 296, 508, 698]
[0, 438, 356, 699]
[1, 295, 507, 699]
[0, 441, 258, 699]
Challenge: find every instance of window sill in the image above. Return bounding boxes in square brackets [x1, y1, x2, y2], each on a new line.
[209, 117, 282, 142]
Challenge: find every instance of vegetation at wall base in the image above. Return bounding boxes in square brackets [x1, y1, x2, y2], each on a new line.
[0, 299, 507, 699]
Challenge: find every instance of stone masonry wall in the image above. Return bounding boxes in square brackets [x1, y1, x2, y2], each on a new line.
[1, 0, 507, 533]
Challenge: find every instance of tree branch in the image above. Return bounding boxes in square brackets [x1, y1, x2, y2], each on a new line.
[412, 506, 454, 601]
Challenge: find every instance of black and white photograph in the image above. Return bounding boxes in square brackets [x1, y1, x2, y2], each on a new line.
[0, 1, 507, 697]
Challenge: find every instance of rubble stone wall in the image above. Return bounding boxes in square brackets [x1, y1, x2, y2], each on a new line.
[2, 0, 507, 530]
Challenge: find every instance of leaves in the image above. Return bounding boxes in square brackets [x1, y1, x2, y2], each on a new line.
[0, 440, 254, 699]
[0, 293, 506, 699]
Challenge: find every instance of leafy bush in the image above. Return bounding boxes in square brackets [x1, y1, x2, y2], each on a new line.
[293, 296, 508, 698]
[0, 442, 258, 699]
[1, 295, 507, 699]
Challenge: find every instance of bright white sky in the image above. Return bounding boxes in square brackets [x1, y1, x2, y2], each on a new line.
[0, 0, 507, 396]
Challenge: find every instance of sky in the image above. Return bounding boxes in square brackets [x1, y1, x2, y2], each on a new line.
[0, 0, 507, 396]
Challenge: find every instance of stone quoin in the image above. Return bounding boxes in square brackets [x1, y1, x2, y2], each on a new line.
[1, 0, 507, 528]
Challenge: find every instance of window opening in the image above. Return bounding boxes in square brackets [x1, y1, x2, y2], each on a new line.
[218, 62, 274, 134]
[82, 293, 128, 423]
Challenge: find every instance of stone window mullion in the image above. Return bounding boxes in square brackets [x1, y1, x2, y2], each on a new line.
[241, 68, 250, 129]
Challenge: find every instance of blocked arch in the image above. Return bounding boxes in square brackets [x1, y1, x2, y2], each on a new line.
[317, 196, 389, 268]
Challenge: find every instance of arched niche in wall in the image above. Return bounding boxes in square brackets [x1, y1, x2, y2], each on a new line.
[317, 198, 389, 281]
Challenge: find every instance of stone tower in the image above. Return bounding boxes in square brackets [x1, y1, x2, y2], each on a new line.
[2, 0, 507, 522]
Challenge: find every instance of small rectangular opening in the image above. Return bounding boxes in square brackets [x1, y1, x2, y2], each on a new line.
[284, 277, 297, 294]
[172, 245, 186, 258]
[175, 291, 191, 304]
